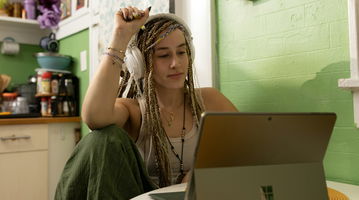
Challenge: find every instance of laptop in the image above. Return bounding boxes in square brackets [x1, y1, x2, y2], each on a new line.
[150, 112, 337, 200]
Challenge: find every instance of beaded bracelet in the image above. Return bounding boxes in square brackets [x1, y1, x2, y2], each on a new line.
[107, 47, 126, 55]
[103, 52, 125, 65]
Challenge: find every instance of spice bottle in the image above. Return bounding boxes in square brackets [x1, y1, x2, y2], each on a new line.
[41, 97, 48, 116]
[63, 99, 69, 116]
[37, 71, 43, 94]
[41, 71, 52, 94]
[51, 74, 59, 94]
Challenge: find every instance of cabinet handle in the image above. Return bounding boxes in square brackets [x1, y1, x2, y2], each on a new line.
[0, 135, 31, 141]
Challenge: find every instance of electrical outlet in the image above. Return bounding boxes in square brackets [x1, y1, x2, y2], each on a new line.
[80, 50, 87, 71]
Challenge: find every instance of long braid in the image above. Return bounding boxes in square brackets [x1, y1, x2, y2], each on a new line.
[119, 17, 204, 187]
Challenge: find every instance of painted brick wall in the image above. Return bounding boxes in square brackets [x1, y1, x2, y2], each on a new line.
[216, 0, 359, 185]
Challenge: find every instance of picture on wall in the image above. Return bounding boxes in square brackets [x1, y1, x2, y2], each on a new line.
[76, 0, 86, 10]
[60, 0, 71, 19]
[169, 0, 175, 13]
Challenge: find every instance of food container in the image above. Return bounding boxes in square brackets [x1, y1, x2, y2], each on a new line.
[2, 92, 17, 113]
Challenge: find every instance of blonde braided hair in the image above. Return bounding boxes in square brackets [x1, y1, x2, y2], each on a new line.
[118, 16, 204, 187]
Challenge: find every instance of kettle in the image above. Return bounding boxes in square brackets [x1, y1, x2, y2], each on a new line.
[39, 32, 59, 52]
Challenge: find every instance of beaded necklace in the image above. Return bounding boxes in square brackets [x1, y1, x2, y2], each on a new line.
[164, 92, 186, 184]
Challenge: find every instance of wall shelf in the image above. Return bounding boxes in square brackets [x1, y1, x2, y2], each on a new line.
[0, 16, 50, 45]
[0, 16, 38, 25]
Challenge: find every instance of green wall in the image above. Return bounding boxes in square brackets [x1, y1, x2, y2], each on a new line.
[216, 0, 358, 185]
[0, 43, 41, 89]
[59, 29, 90, 135]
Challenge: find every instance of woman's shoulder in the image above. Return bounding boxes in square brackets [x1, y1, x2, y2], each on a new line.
[197, 87, 238, 112]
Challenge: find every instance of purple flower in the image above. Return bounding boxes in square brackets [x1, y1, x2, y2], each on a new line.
[37, 0, 62, 29]
[37, 8, 61, 29]
[38, 0, 61, 9]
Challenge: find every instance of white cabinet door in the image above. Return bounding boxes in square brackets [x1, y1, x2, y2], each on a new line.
[0, 124, 49, 200]
[0, 150, 48, 200]
[48, 122, 78, 200]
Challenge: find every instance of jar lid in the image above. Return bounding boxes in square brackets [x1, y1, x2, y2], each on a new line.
[42, 71, 52, 78]
[3, 92, 17, 98]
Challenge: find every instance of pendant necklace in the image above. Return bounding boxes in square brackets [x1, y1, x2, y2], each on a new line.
[164, 92, 186, 184]
[162, 109, 175, 127]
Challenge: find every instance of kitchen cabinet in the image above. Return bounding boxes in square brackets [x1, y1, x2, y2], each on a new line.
[0, 117, 80, 200]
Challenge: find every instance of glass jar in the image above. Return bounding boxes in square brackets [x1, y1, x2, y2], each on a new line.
[14, 97, 29, 114]
[2, 93, 17, 113]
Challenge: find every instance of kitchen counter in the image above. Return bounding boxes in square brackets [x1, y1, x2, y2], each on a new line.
[0, 116, 81, 125]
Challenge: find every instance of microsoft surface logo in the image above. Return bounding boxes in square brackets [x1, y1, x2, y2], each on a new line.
[260, 185, 274, 200]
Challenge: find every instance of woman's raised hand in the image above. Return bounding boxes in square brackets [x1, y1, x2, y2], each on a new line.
[113, 6, 151, 39]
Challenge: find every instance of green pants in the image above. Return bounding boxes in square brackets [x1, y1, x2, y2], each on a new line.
[55, 125, 156, 200]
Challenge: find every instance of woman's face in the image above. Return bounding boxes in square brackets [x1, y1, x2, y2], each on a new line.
[152, 29, 189, 90]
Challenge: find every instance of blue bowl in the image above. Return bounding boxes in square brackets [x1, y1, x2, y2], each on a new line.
[35, 52, 72, 70]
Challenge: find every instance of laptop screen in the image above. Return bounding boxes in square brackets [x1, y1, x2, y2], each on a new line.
[193, 112, 336, 168]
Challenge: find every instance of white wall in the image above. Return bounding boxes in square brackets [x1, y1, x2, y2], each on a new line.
[175, 0, 215, 88]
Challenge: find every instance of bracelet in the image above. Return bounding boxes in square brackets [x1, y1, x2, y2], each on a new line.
[103, 52, 125, 65]
[107, 47, 126, 55]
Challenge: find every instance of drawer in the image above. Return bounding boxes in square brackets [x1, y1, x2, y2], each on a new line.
[0, 124, 48, 153]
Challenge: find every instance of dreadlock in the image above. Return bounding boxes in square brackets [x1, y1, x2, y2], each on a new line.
[118, 17, 204, 187]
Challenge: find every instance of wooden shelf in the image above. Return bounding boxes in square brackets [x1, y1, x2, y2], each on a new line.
[0, 116, 81, 125]
[35, 93, 57, 98]
[35, 93, 69, 98]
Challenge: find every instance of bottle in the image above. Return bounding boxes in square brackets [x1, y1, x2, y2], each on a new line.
[37, 71, 43, 94]
[41, 97, 48, 116]
[57, 96, 63, 115]
[50, 96, 58, 116]
[24, 0, 36, 19]
[63, 99, 69, 116]
[47, 98, 52, 116]
[58, 74, 67, 96]
[41, 71, 52, 94]
[13, 2, 22, 18]
[65, 78, 74, 96]
[51, 74, 59, 94]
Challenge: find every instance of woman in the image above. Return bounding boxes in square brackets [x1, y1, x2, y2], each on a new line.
[56, 6, 237, 199]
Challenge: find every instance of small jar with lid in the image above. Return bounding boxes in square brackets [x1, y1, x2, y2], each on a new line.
[1, 93, 17, 113]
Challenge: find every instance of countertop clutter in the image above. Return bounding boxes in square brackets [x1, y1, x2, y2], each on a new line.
[0, 69, 79, 118]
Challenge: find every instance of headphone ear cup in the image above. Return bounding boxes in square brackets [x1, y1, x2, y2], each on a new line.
[124, 46, 145, 80]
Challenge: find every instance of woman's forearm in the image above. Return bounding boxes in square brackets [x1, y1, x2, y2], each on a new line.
[81, 30, 131, 128]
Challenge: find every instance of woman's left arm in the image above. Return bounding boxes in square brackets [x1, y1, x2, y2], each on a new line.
[200, 87, 238, 112]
